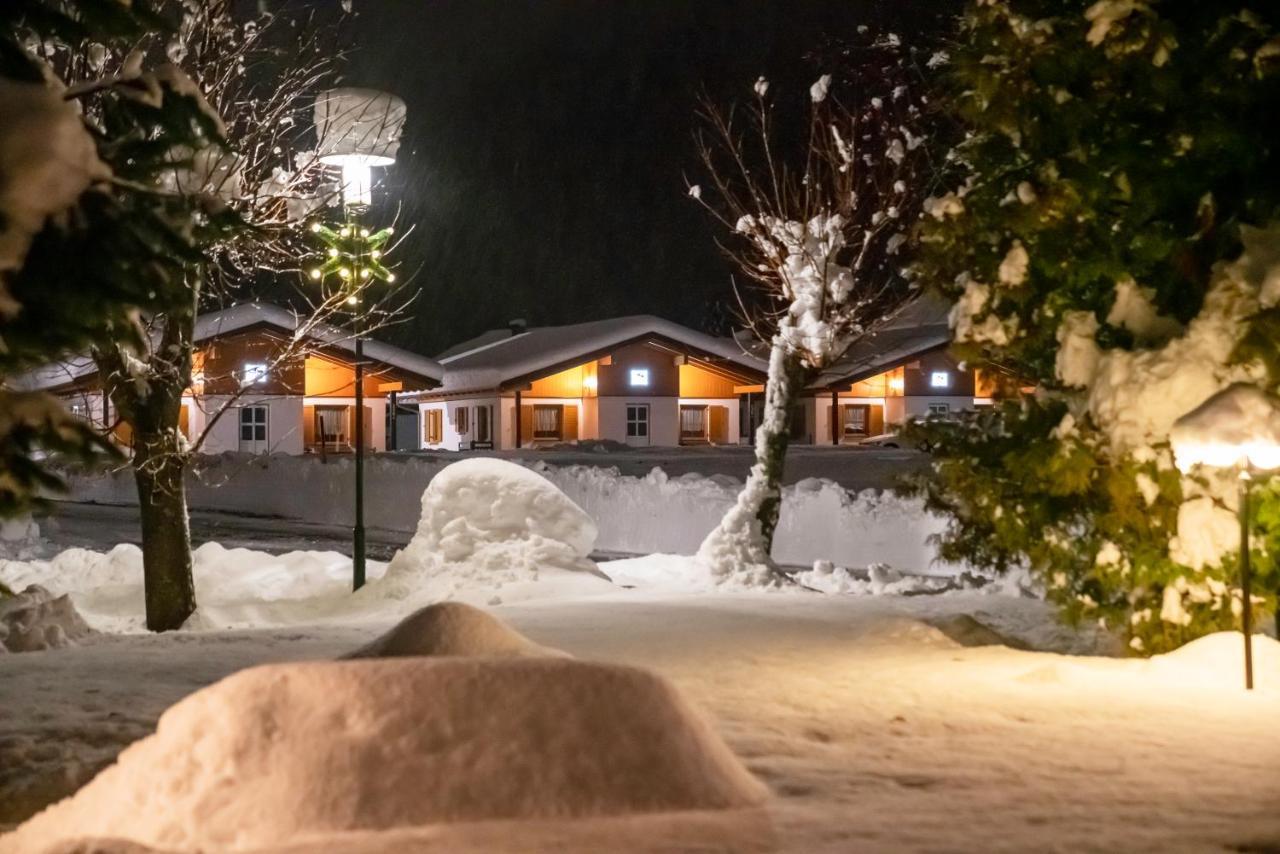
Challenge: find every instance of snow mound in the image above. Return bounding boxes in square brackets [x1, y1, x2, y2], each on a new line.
[2, 658, 767, 853]
[343, 602, 566, 659]
[1144, 631, 1280, 691]
[0, 585, 95, 653]
[375, 458, 611, 600]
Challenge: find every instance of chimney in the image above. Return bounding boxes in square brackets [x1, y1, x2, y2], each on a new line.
[508, 318, 528, 336]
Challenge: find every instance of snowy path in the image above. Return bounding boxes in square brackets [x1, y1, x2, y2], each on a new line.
[4, 592, 1278, 851]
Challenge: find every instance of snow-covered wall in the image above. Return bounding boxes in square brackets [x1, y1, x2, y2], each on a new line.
[62, 453, 960, 575]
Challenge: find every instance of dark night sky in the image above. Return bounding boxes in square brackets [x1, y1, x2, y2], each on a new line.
[341, 1, 950, 356]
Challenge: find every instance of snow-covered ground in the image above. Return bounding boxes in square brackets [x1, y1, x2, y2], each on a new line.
[3, 593, 1278, 851]
[4, 458, 1278, 851]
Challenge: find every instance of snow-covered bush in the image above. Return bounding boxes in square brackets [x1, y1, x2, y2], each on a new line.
[903, 1, 1280, 653]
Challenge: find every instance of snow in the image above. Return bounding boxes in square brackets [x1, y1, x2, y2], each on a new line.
[375, 458, 613, 603]
[950, 277, 1018, 346]
[753, 75, 769, 97]
[62, 452, 961, 578]
[343, 602, 566, 659]
[1, 656, 766, 853]
[0, 585, 95, 653]
[1168, 496, 1239, 571]
[1106, 276, 1182, 341]
[996, 241, 1029, 286]
[0, 79, 109, 299]
[1170, 382, 1280, 472]
[1084, 0, 1144, 47]
[1054, 309, 1101, 388]
[808, 73, 831, 104]
[1, 592, 1277, 851]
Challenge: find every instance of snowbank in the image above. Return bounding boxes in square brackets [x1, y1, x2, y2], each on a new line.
[2, 658, 767, 854]
[0, 585, 95, 653]
[64, 453, 961, 575]
[343, 602, 566, 659]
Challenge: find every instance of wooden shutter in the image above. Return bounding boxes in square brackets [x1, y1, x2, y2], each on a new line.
[869, 406, 885, 437]
[562, 404, 578, 440]
[709, 405, 727, 443]
[303, 405, 315, 448]
[519, 405, 533, 444]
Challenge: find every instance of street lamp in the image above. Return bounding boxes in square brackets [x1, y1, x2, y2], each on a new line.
[313, 87, 406, 591]
[1171, 382, 1280, 690]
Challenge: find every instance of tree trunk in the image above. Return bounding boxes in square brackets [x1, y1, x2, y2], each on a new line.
[133, 431, 195, 631]
[698, 335, 808, 584]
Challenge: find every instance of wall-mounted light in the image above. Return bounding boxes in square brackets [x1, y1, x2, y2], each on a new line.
[583, 375, 598, 390]
[930, 371, 950, 389]
[629, 369, 650, 387]
[888, 377, 904, 392]
[242, 363, 268, 385]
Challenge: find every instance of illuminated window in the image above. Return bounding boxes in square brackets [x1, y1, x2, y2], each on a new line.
[629, 368, 650, 387]
[242, 363, 268, 385]
[930, 371, 950, 389]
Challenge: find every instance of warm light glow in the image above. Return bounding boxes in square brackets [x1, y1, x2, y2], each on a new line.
[339, 268, 352, 279]
[340, 227, 351, 237]
[386, 273, 396, 282]
[370, 249, 382, 259]
[309, 222, 322, 233]
[1173, 441, 1280, 473]
[360, 268, 371, 279]
[327, 247, 339, 257]
[308, 269, 321, 280]
[888, 377, 904, 392]
[346, 295, 358, 305]
[360, 228, 370, 238]
[583, 375, 598, 390]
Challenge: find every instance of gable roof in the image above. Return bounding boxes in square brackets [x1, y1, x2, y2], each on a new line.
[15, 302, 443, 392]
[433, 315, 768, 393]
[810, 293, 953, 389]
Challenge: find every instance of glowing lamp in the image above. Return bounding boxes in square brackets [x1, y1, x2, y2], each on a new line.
[314, 87, 406, 209]
[308, 269, 321, 280]
[1170, 382, 1280, 691]
[583, 375, 598, 391]
[888, 377, 904, 392]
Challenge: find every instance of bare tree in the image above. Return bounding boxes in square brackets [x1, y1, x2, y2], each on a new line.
[29, 0, 408, 630]
[689, 36, 940, 584]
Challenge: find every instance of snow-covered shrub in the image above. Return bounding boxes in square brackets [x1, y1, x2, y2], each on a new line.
[903, 1, 1280, 653]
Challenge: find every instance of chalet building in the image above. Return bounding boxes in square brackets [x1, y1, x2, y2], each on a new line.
[784, 295, 997, 444]
[23, 303, 442, 455]
[408, 317, 769, 450]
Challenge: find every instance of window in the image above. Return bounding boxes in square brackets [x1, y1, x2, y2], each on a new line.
[455, 406, 470, 434]
[680, 405, 707, 439]
[626, 404, 649, 438]
[242, 363, 268, 385]
[629, 368, 650, 387]
[930, 371, 950, 389]
[316, 406, 348, 449]
[533, 404, 562, 439]
[843, 404, 870, 436]
[239, 405, 268, 453]
[424, 408, 443, 444]
[928, 403, 951, 417]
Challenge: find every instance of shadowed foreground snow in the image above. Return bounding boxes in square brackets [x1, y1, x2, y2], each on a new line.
[2, 592, 1278, 852]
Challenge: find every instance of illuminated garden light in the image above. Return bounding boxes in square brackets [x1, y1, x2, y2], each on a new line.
[1171, 382, 1280, 691]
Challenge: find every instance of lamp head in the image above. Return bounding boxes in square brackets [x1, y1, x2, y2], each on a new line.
[1171, 383, 1280, 473]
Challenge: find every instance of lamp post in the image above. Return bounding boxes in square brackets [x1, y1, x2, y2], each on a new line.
[1171, 382, 1280, 690]
[313, 87, 406, 591]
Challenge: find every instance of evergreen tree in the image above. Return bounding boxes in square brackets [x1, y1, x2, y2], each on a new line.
[904, 1, 1280, 653]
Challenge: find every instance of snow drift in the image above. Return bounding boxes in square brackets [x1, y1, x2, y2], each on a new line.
[372, 458, 612, 602]
[2, 657, 767, 854]
[342, 602, 566, 659]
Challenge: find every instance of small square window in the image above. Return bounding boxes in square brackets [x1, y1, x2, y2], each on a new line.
[629, 368, 649, 386]
[930, 371, 950, 389]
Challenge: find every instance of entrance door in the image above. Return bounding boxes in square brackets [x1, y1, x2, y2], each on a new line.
[238, 405, 269, 454]
[476, 404, 493, 444]
[625, 404, 650, 447]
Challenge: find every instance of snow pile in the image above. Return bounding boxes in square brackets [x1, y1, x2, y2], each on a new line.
[1, 658, 766, 853]
[0, 585, 95, 653]
[375, 459, 613, 603]
[793, 560, 951, 596]
[0, 543, 383, 632]
[343, 602, 566, 659]
[0, 79, 109, 293]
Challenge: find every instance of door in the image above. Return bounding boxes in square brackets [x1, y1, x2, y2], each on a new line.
[316, 405, 349, 451]
[475, 404, 493, 444]
[625, 403, 650, 447]
[679, 405, 708, 444]
[238, 405, 269, 454]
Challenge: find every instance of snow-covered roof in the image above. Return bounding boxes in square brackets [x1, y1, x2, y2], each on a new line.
[810, 293, 953, 388]
[16, 303, 442, 392]
[433, 315, 768, 393]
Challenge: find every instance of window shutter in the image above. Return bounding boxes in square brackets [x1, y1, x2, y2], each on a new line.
[562, 404, 578, 440]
